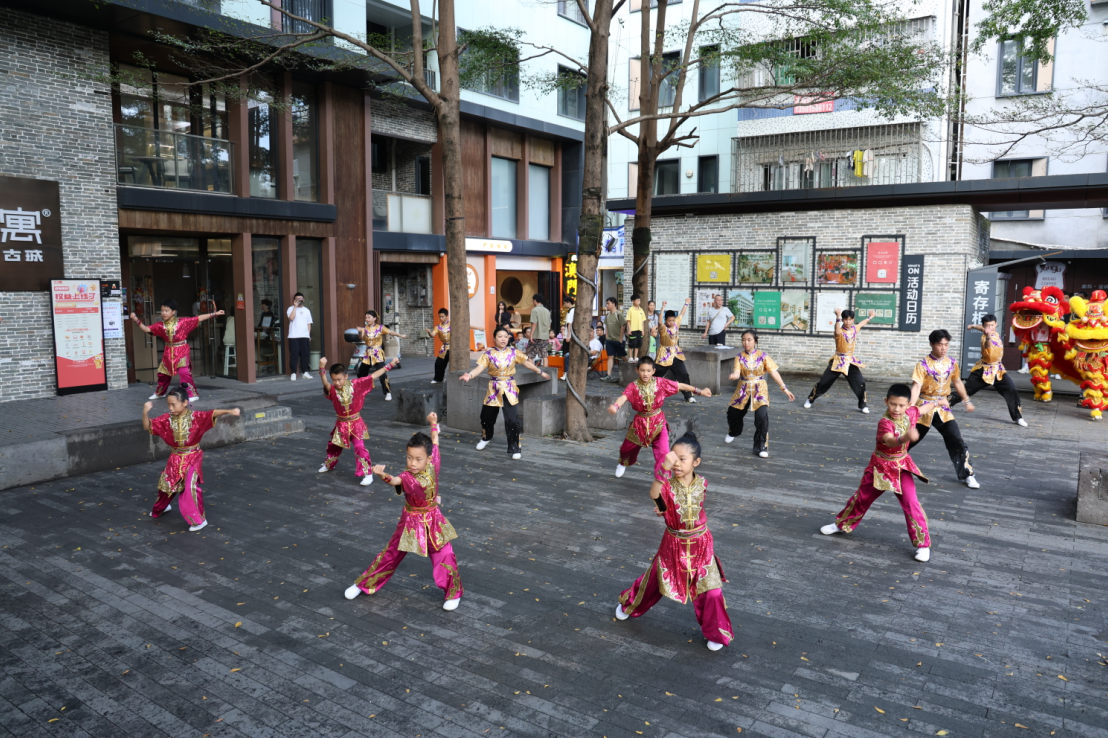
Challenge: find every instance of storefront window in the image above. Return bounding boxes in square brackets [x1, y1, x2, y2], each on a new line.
[291, 81, 318, 202]
[295, 238, 323, 360]
[252, 237, 282, 375]
[249, 93, 278, 198]
[528, 163, 550, 241]
[491, 156, 517, 238]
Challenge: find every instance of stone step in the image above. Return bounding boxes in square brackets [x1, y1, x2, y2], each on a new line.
[242, 405, 293, 423]
[243, 415, 306, 441]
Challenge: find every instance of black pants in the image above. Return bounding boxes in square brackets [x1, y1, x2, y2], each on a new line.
[655, 359, 692, 401]
[433, 351, 450, 382]
[288, 337, 310, 374]
[480, 402, 521, 454]
[909, 415, 973, 481]
[708, 331, 727, 346]
[357, 359, 392, 395]
[727, 405, 769, 453]
[807, 361, 867, 409]
[950, 369, 1022, 421]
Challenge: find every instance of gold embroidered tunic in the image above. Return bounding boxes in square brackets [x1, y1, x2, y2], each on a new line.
[829, 326, 865, 375]
[970, 331, 1006, 385]
[432, 322, 450, 359]
[655, 323, 686, 366]
[393, 446, 458, 556]
[910, 354, 958, 427]
[476, 347, 528, 406]
[729, 350, 779, 411]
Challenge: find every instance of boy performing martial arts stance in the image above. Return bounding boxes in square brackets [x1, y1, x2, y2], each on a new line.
[131, 299, 224, 401]
[608, 356, 711, 478]
[820, 384, 935, 562]
[950, 314, 1028, 426]
[614, 434, 734, 651]
[345, 413, 463, 611]
[805, 308, 876, 413]
[356, 310, 407, 401]
[317, 355, 397, 486]
[726, 330, 795, 457]
[909, 329, 980, 489]
[143, 387, 240, 532]
[651, 299, 695, 402]
[461, 325, 549, 460]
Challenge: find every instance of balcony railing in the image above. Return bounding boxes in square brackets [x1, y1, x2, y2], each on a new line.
[115, 123, 235, 195]
[372, 190, 432, 234]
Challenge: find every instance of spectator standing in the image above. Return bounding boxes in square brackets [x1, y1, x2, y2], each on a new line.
[493, 301, 511, 331]
[702, 294, 735, 346]
[602, 297, 627, 382]
[625, 294, 647, 363]
[526, 295, 552, 364]
[287, 292, 313, 380]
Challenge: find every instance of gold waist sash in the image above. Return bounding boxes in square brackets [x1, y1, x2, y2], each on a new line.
[167, 341, 188, 348]
[636, 408, 663, 418]
[336, 413, 362, 421]
[171, 444, 200, 455]
[875, 449, 907, 462]
[920, 393, 950, 403]
[404, 500, 439, 514]
[741, 377, 765, 384]
[666, 524, 707, 539]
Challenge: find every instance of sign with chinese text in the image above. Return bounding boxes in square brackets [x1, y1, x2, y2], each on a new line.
[465, 238, 513, 253]
[866, 241, 900, 283]
[1034, 261, 1065, 289]
[753, 291, 781, 329]
[854, 292, 897, 325]
[962, 270, 1000, 373]
[793, 96, 834, 114]
[815, 291, 850, 332]
[898, 255, 924, 332]
[0, 176, 62, 291]
[50, 279, 107, 395]
[696, 254, 732, 283]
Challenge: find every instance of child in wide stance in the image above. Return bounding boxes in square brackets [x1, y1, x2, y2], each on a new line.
[345, 413, 463, 611]
[820, 384, 935, 562]
[143, 387, 240, 532]
[317, 355, 397, 486]
[614, 434, 734, 651]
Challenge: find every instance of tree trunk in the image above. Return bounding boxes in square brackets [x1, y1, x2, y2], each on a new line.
[631, 145, 655, 303]
[435, 0, 471, 371]
[564, 0, 614, 443]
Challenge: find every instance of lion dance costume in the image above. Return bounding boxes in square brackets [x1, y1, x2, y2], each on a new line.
[1061, 290, 1108, 420]
[1009, 286, 1070, 402]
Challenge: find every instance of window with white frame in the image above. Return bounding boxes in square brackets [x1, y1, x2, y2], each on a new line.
[628, 52, 680, 111]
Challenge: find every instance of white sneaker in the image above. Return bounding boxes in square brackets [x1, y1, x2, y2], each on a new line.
[803, 400, 812, 409]
[1016, 418, 1028, 427]
[443, 597, 461, 611]
[614, 602, 628, 621]
[707, 640, 725, 652]
[290, 374, 297, 381]
[512, 452, 522, 460]
[914, 547, 931, 562]
[149, 503, 172, 517]
[687, 396, 697, 404]
[615, 464, 626, 478]
[385, 393, 392, 401]
[430, 380, 439, 384]
[360, 475, 373, 487]
[758, 451, 769, 458]
[965, 475, 980, 489]
[861, 407, 870, 414]
[344, 585, 361, 600]
[724, 435, 735, 444]
[476, 440, 490, 451]
[318, 464, 329, 473]
[189, 520, 208, 532]
[820, 523, 842, 535]
[148, 393, 160, 400]
[303, 372, 312, 379]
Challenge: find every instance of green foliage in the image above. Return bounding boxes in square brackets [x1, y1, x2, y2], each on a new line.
[457, 27, 525, 94]
[970, 0, 1086, 61]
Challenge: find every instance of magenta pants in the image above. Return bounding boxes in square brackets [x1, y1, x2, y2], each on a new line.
[835, 468, 930, 548]
[150, 470, 205, 526]
[156, 365, 197, 398]
[324, 437, 372, 476]
[354, 525, 464, 601]
[618, 557, 733, 646]
[618, 425, 670, 478]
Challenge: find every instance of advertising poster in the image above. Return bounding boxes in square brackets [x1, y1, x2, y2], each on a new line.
[1034, 261, 1065, 289]
[728, 289, 755, 328]
[753, 291, 781, 329]
[696, 253, 732, 283]
[51, 279, 107, 394]
[866, 241, 900, 283]
[736, 253, 775, 284]
[854, 292, 896, 325]
[780, 240, 811, 284]
[599, 226, 625, 268]
[780, 290, 811, 331]
[695, 288, 722, 328]
[817, 253, 859, 286]
[654, 253, 692, 327]
[102, 301, 123, 339]
[815, 291, 850, 332]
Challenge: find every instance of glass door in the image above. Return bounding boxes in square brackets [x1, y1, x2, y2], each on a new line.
[201, 238, 236, 377]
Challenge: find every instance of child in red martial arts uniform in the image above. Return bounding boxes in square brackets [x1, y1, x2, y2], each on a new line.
[317, 355, 397, 486]
[345, 413, 464, 611]
[132, 299, 224, 402]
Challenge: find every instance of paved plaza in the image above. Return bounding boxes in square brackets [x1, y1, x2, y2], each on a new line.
[2, 371, 1108, 738]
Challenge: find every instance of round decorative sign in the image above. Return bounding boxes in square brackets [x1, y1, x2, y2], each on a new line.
[466, 264, 479, 299]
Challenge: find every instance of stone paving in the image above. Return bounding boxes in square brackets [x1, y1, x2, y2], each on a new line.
[2, 367, 1107, 738]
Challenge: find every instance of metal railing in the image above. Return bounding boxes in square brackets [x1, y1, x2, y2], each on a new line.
[115, 124, 235, 194]
[731, 122, 922, 193]
[371, 190, 432, 233]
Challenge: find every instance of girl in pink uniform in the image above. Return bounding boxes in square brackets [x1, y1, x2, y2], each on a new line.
[608, 356, 710, 479]
[317, 356, 398, 486]
[615, 433, 734, 652]
[345, 413, 463, 611]
[143, 387, 240, 532]
[131, 299, 224, 402]
[820, 383, 937, 562]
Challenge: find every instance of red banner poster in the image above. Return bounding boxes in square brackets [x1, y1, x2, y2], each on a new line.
[51, 279, 107, 394]
[866, 242, 900, 283]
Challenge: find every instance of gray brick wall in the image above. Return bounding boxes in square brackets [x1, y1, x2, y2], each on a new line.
[0, 8, 123, 402]
[381, 267, 435, 357]
[625, 205, 989, 377]
[370, 99, 437, 144]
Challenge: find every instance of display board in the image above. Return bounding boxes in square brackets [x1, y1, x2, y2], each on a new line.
[854, 292, 897, 325]
[815, 291, 850, 332]
[653, 253, 693, 327]
[50, 279, 107, 394]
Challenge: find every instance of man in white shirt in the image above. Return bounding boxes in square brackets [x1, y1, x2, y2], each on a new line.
[286, 292, 313, 380]
[701, 293, 735, 346]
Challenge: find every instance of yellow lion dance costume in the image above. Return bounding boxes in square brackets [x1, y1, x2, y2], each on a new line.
[1061, 290, 1108, 420]
[1009, 286, 1071, 402]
